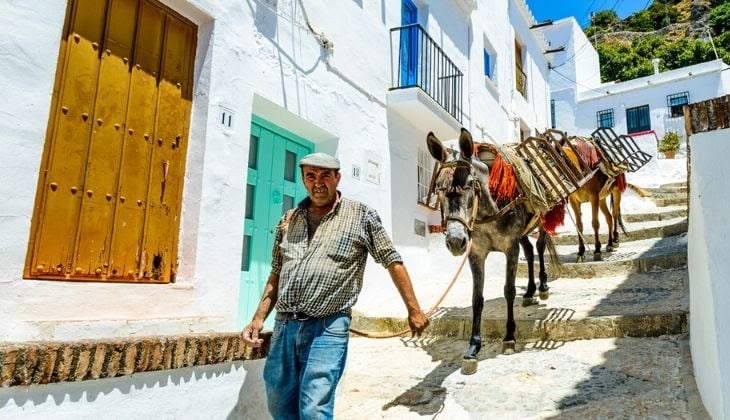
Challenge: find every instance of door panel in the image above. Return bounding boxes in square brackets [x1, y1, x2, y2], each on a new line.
[31, 0, 107, 276]
[400, 0, 418, 86]
[108, 2, 164, 279]
[74, 0, 138, 277]
[239, 120, 313, 327]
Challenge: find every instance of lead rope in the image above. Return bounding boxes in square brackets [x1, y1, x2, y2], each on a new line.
[349, 239, 472, 339]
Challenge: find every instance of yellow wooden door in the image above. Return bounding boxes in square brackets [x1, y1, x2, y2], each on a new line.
[26, 0, 196, 283]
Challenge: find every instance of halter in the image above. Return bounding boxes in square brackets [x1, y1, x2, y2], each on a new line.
[432, 158, 526, 236]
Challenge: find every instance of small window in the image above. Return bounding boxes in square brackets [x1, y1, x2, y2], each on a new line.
[417, 148, 433, 205]
[241, 235, 252, 271]
[482, 35, 498, 86]
[484, 49, 492, 78]
[596, 109, 614, 128]
[245, 184, 255, 219]
[248, 135, 259, 169]
[626, 105, 651, 134]
[284, 150, 296, 182]
[550, 99, 556, 128]
[667, 92, 689, 118]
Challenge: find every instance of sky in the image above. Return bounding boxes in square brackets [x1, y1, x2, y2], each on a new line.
[525, 0, 652, 28]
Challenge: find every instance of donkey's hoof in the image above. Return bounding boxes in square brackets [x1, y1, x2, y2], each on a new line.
[606, 245, 614, 252]
[539, 290, 550, 300]
[593, 252, 603, 262]
[502, 341, 516, 355]
[576, 255, 585, 263]
[461, 358, 478, 375]
[522, 296, 537, 307]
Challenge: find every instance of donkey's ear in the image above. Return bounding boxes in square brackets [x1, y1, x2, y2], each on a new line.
[458, 128, 474, 159]
[426, 131, 446, 162]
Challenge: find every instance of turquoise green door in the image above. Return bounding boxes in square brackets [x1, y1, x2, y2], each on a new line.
[239, 117, 313, 328]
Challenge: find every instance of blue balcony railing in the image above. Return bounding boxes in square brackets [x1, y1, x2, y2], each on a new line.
[390, 24, 463, 123]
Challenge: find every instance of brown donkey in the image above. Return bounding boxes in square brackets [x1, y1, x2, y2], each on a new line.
[561, 138, 648, 262]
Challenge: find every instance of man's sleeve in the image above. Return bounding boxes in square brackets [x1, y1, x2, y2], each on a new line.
[364, 208, 403, 268]
[270, 212, 289, 275]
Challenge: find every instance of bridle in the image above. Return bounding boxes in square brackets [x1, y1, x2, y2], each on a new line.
[429, 157, 526, 236]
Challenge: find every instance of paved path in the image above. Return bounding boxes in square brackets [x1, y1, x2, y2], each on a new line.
[336, 334, 709, 419]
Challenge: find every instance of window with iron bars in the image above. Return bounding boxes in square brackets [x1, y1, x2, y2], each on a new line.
[667, 92, 689, 118]
[417, 148, 433, 205]
[551, 100, 556, 128]
[626, 105, 651, 134]
[596, 109, 614, 128]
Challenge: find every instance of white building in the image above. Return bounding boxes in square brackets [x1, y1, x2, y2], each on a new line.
[0, 0, 552, 416]
[540, 17, 730, 155]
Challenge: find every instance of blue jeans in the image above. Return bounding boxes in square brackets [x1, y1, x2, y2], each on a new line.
[263, 312, 351, 420]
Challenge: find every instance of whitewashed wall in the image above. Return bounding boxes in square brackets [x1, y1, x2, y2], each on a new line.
[688, 128, 730, 420]
[0, 360, 270, 420]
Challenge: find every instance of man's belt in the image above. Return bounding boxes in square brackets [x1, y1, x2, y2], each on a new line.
[275, 311, 313, 321]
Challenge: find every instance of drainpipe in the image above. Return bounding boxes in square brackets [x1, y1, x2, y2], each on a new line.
[652, 58, 661, 75]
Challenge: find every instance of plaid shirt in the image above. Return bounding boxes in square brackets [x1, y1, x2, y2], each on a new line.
[271, 194, 402, 318]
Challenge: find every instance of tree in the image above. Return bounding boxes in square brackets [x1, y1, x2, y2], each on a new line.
[710, 2, 730, 34]
[626, 10, 655, 32]
[648, 0, 679, 29]
[592, 9, 619, 29]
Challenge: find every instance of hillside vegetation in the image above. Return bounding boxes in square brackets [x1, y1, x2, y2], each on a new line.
[584, 0, 730, 82]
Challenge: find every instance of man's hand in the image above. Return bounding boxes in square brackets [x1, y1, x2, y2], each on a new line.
[241, 320, 265, 347]
[407, 309, 429, 337]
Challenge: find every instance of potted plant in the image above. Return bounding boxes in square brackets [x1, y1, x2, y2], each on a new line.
[658, 131, 680, 159]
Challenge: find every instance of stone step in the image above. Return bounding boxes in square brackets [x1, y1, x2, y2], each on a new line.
[552, 217, 687, 245]
[352, 267, 688, 342]
[660, 181, 688, 191]
[622, 206, 686, 223]
[518, 249, 686, 279]
[518, 235, 687, 278]
[645, 185, 688, 195]
[653, 196, 688, 207]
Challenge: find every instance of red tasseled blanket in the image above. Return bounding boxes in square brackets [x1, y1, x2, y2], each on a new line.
[540, 202, 565, 235]
[488, 154, 518, 203]
[615, 172, 627, 193]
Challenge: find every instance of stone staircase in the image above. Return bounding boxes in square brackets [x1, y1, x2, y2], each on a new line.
[339, 182, 710, 418]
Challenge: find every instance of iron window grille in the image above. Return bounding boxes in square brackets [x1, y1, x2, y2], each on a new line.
[596, 109, 614, 128]
[626, 105, 651, 134]
[667, 92, 689, 118]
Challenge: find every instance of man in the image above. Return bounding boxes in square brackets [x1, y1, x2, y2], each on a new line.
[241, 152, 429, 419]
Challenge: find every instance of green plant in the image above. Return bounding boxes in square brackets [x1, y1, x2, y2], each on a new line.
[658, 131, 681, 152]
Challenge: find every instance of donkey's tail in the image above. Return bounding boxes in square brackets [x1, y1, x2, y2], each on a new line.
[546, 233, 560, 267]
[627, 183, 652, 197]
[542, 230, 562, 275]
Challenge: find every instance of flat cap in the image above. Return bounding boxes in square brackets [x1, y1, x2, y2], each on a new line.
[299, 152, 340, 170]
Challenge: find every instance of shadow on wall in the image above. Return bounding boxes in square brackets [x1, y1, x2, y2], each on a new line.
[228, 360, 270, 419]
[0, 361, 267, 418]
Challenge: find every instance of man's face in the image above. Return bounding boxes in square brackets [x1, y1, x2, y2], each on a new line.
[301, 165, 341, 208]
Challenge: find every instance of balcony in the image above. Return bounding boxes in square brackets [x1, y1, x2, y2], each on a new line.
[387, 24, 464, 136]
